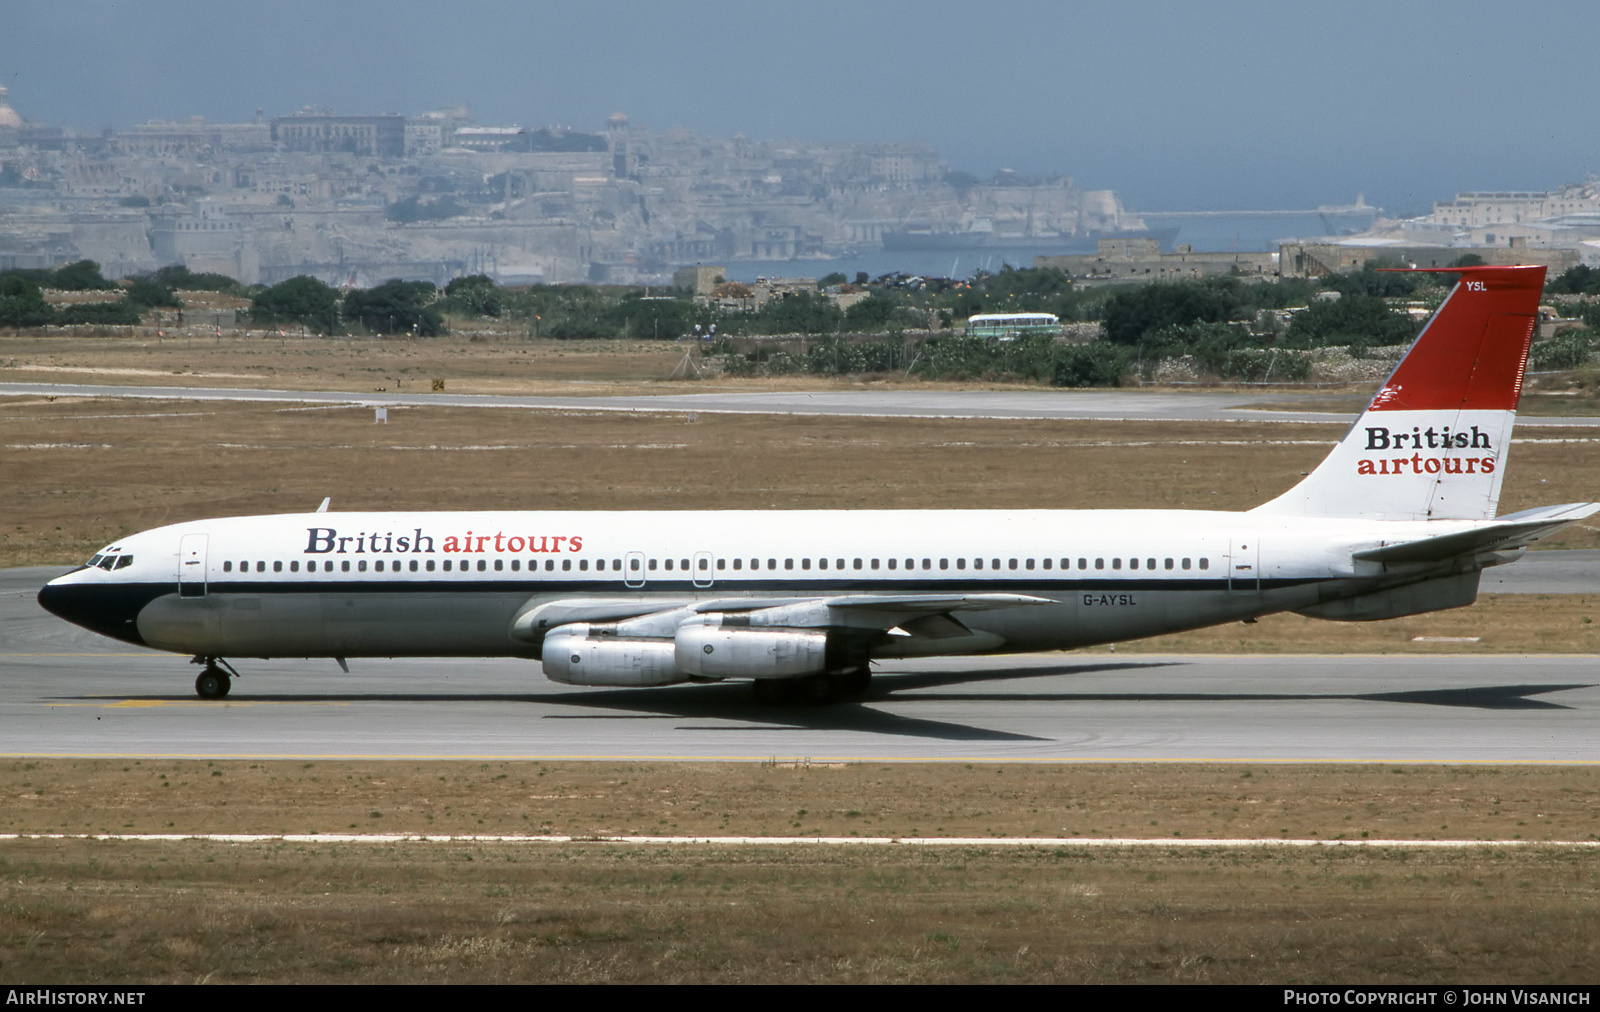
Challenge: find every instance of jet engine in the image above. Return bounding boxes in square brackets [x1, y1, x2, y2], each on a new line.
[541, 623, 687, 686]
[674, 623, 828, 679]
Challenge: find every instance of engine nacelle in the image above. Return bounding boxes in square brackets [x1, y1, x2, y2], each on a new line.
[675, 624, 828, 679]
[541, 624, 687, 686]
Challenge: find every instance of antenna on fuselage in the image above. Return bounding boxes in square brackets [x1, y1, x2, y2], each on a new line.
[316, 497, 331, 513]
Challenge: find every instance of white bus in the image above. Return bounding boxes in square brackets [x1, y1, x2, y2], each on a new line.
[964, 312, 1062, 341]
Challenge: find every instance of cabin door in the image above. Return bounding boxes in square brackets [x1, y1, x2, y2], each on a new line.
[178, 534, 209, 598]
[624, 551, 646, 589]
[692, 551, 714, 589]
[1228, 537, 1259, 593]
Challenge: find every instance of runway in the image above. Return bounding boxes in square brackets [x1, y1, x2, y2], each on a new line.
[6, 566, 1596, 764]
[9, 380, 1600, 427]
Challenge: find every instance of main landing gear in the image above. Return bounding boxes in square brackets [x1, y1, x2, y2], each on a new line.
[191, 656, 240, 699]
[752, 668, 871, 706]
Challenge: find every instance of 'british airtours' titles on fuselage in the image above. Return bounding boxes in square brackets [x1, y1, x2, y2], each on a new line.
[1359, 424, 1496, 477]
[303, 528, 584, 555]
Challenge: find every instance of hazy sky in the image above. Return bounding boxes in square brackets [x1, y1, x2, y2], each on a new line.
[4, 0, 1596, 215]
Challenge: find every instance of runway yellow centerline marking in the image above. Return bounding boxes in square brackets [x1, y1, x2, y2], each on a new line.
[49, 700, 351, 708]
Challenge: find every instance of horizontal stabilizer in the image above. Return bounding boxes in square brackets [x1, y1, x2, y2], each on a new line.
[1353, 502, 1600, 564]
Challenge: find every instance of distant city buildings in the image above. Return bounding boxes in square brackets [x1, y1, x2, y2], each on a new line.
[1, 81, 1596, 289]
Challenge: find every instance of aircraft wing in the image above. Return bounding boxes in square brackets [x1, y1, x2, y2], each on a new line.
[512, 591, 1051, 645]
[708, 592, 1053, 614]
[1353, 502, 1600, 565]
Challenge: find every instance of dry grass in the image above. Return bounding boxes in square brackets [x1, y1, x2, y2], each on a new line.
[2, 761, 1597, 983]
[5, 838, 1597, 983]
[6, 396, 1599, 569]
[4, 760, 1597, 841]
[1120, 594, 1600, 654]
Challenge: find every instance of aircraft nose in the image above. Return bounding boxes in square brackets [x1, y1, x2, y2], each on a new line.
[37, 577, 150, 646]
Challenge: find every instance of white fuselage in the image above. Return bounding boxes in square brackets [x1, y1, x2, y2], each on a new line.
[42, 508, 1501, 671]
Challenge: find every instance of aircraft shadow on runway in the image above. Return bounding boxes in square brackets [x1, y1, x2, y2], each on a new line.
[890, 683, 1593, 711]
[50, 666, 1590, 745]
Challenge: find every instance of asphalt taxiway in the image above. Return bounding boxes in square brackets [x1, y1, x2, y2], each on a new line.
[7, 565, 1596, 764]
[9, 381, 1600, 427]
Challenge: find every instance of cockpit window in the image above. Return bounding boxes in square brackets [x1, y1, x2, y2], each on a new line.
[113, 555, 133, 570]
[88, 554, 104, 567]
[96, 556, 117, 570]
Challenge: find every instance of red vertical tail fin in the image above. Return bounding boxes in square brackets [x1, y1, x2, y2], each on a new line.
[1253, 265, 1544, 521]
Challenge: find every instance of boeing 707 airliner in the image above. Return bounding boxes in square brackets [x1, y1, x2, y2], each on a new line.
[38, 265, 1597, 702]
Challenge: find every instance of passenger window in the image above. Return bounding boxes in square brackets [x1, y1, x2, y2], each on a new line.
[819, 558, 828, 570]
[974, 558, 983, 570]
[426, 560, 435, 572]
[1026, 559, 1035, 570]
[955, 558, 965, 570]
[767, 559, 776, 569]
[256, 561, 266, 573]
[376, 560, 385, 573]
[717, 559, 725, 570]
[1199, 558, 1209, 570]
[562, 559, 571, 571]
[341, 561, 350, 573]
[631, 558, 641, 571]
[1130, 558, 1139, 570]
[1182, 558, 1191, 570]
[870, 559, 879, 570]
[290, 560, 299, 573]
[939, 559, 948, 570]
[325, 561, 334, 572]
[854, 559, 863, 570]
[680, 558, 689, 570]
[649, 559, 658, 571]
[412, 560, 420, 572]
[922, 559, 931, 570]
[1164, 558, 1174, 570]
[1147, 558, 1156, 570]
[732, 558, 742, 570]
[906, 559, 915, 570]
[664, 559, 673, 571]
[223, 561, 233, 573]
[1112, 558, 1122, 570]
[802, 558, 811, 570]
[1008, 559, 1018, 570]
[1079, 558, 1088, 570]
[361, 560, 370, 572]
[509, 559, 518, 572]
[991, 559, 1000, 570]
[545, 560, 555, 572]
[836, 559, 844, 570]
[443, 560, 452, 572]
[785, 559, 794, 570]
[1042, 559, 1051, 570]
[495, 559, 504, 572]
[1095, 559, 1104, 570]
[579, 560, 588, 571]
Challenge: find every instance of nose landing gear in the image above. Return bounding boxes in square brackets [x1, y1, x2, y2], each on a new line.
[191, 656, 240, 699]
